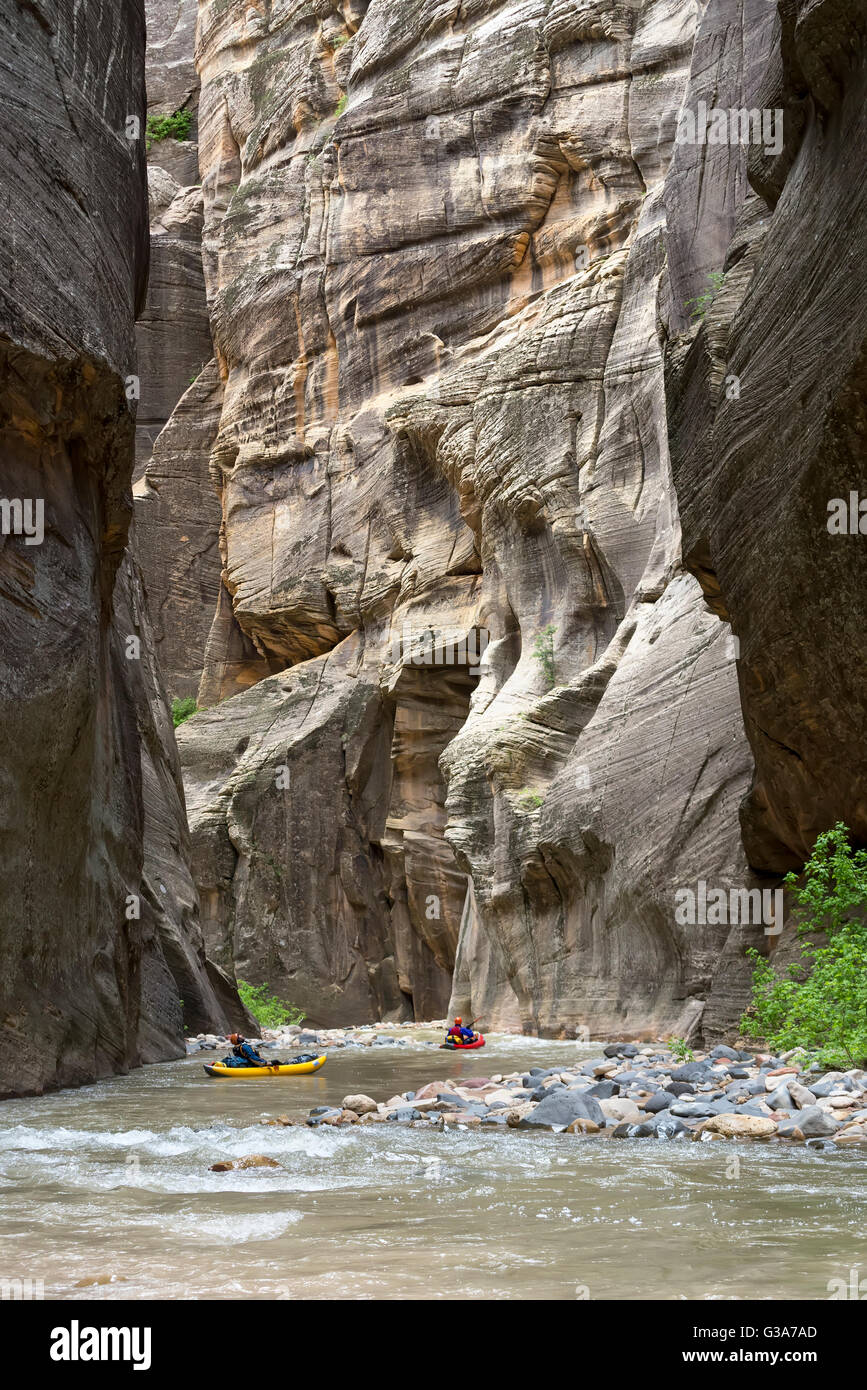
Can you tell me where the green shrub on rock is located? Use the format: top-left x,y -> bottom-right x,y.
741,823 -> 867,1068
238,980 -> 305,1029
171,696 -> 197,728
146,109 -> 193,148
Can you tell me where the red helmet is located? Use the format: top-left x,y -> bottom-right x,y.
228,1033 -> 245,1044
454,1017 -> 462,1025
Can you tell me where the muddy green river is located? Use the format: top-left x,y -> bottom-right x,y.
0,1037 -> 863,1300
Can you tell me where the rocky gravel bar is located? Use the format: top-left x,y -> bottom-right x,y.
186,1020 -> 448,1053
292,1043 -> 867,1147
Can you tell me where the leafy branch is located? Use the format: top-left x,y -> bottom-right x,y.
685,270 -> 725,322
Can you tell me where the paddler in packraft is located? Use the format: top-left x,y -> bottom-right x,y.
445,1017 -> 478,1045
227,1033 -> 272,1067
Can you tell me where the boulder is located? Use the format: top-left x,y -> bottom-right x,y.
643,1114 -> 692,1139
599,1098 -> 643,1124
766,1083 -> 792,1110
778,1107 -> 839,1140
833,1124 -> 867,1144
670,1062 -> 713,1083
585,1080 -> 619,1099
518,1090 -> 606,1132
483,1089 -> 519,1106
341,1094 -> 378,1116
210,1154 -> 281,1171
700,1115 -> 777,1138
643,1091 -> 676,1113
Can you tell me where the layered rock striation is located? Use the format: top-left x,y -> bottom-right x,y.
137,0 -> 865,1037
665,0 -> 867,876
0,0 -> 246,1097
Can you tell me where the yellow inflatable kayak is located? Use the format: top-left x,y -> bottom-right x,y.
203,1055 -> 326,1078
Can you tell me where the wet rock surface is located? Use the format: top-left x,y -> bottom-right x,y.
305,1040 -> 867,1146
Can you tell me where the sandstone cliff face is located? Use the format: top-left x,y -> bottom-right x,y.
115,549 -> 254,1051
136,0 -> 755,1035
139,0 -> 864,1037
0,0 -> 245,1098
665,0 -> 867,877
0,0 -> 150,1096
134,0 -> 221,699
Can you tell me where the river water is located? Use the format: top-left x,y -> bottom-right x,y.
0,1036 -> 863,1301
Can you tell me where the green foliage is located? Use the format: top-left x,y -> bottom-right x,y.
533,624 -> 556,688
171,696 -> 197,728
237,980 -> 305,1029
685,270 -> 725,322
334,94 -> 348,117
146,109 -> 193,148
740,823 -> 867,1068
668,1037 -> 694,1061
517,788 -> 544,811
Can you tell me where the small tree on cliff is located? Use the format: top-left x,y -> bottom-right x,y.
533,624 -> 556,689
741,823 -> 867,1068
171,696 -> 197,728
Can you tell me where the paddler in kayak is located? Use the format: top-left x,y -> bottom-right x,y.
445,1016 -> 479,1045
228,1033 -> 272,1067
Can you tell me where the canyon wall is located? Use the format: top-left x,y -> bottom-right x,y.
137,0 -> 865,1038
665,0 -> 867,875
134,0 -> 221,701
142,0 -> 757,1034
0,0 -> 245,1098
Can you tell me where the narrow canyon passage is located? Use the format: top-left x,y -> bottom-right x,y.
382,660 -> 477,1020
0,0 -> 865,1328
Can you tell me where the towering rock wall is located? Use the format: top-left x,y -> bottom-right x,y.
134,0 -> 221,701
0,0 -> 150,1095
137,0 -> 865,1038
665,0 -> 867,875
0,0 -> 245,1098
133,0 -> 754,1033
